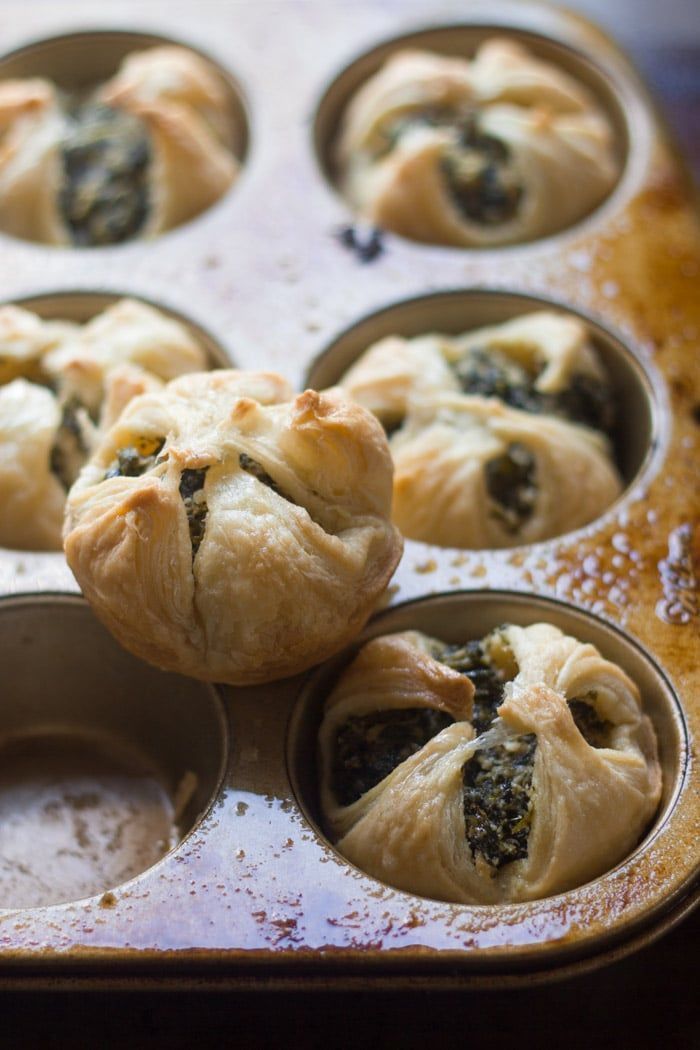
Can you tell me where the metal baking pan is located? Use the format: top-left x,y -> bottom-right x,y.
0,0 -> 697,989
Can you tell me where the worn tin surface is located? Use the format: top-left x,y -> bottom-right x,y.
0,0 -> 697,988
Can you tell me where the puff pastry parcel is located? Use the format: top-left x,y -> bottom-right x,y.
0,46 -> 238,245
64,371 -> 403,685
337,39 -> 620,247
319,624 -> 661,904
0,298 -> 207,550
338,310 -> 622,548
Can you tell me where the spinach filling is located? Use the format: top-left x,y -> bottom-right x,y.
485,442 -> 538,533
569,695 -> 613,749
179,468 -> 209,557
455,347 -> 615,434
50,398 -> 90,490
462,733 -> 537,870
374,107 -> 523,225
551,374 -> 616,435
331,707 -> 454,807
440,630 -> 537,871
329,627 -> 538,871
454,347 -> 538,412
442,116 -> 523,226
104,437 -> 165,479
102,445 -> 209,557
59,103 -> 151,246
238,452 -> 295,504
436,638 -> 512,736
337,224 -> 384,264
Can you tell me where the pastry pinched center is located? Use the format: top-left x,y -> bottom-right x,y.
441,115 -> 524,227
320,623 -> 661,901
64,375 -> 402,686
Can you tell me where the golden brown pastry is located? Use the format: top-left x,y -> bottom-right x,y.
0,298 -> 207,550
319,624 -> 661,904
337,310 -> 622,548
337,39 -> 619,247
339,333 -> 460,431
0,379 -> 67,549
63,371 -> 403,685
0,303 -> 76,385
390,393 -> 620,548
0,46 -> 238,246
42,298 -> 208,415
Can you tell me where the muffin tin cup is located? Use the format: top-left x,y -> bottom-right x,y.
0,28 -> 249,249
288,591 -> 693,973
313,20 -> 644,249
306,286 -> 664,495
0,0 -> 696,988
0,594 -> 228,911
0,288 -> 233,592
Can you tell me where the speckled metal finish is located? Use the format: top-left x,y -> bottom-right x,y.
0,0 -> 697,989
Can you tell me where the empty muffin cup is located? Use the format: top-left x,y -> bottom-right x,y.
0,594 -> 227,909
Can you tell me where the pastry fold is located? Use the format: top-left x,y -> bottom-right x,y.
0,299 -> 206,550
319,625 -> 661,904
0,46 -> 238,245
64,371 -> 403,685
99,47 -> 238,236
337,310 -> 622,548
337,40 -> 619,247
390,393 -> 621,548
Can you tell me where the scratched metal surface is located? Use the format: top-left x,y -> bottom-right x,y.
0,0 -> 697,986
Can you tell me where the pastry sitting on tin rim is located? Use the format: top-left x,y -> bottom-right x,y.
0,45 -> 238,246
64,370 -> 403,686
337,310 -> 623,549
318,624 -> 661,905
336,38 -> 620,247
0,298 -> 207,551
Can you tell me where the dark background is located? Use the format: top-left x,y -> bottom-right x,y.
0,909 -> 697,1050
550,0 -> 700,182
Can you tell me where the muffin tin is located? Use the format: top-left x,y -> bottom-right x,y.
315,22 -> 630,247
0,0 -> 697,989
0,595 -> 227,910
0,27 -> 249,247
